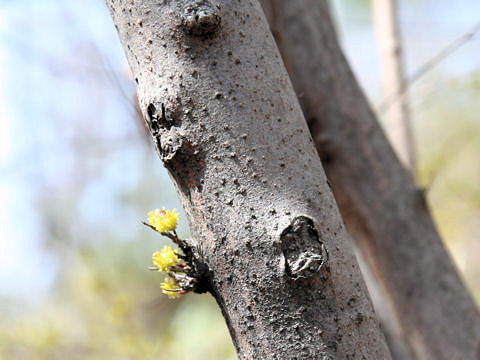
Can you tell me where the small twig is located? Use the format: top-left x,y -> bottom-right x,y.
141,221 -> 187,248
379,21 -> 480,114
171,264 -> 191,273
161,231 -> 180,243
164,288 -> 187,294
142,221 -> 158,232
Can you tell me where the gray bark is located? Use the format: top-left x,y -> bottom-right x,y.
354,244 -> 413,360
107,0 -> 391,358
260,0 -> 480,359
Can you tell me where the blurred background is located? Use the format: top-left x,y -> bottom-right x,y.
0,0 -> 478,359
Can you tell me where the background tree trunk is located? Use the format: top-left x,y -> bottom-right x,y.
372,0 -> 415,173
353,243 -> 414,360
107,0 -> 391,359
260,0 -> 480,359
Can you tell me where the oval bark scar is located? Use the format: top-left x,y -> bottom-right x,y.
280,216 -> 328,279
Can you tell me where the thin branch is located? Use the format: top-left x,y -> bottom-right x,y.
379,21 -> 480,113
373,0 -> 416,172
141,221 -> 186,248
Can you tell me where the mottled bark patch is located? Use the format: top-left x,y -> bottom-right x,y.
155,129 -> 184,161
181,1 -> 221,37
280,216 -> 328,279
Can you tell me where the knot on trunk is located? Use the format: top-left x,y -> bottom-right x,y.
280,216 -> 328,279
145,101 -> 189,162
181,1 -> 221,37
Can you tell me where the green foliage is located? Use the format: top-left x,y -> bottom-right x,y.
416,73 -> 480,301
0,239 -> 236,359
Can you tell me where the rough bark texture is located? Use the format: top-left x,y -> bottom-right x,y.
372,0 -> 415,172
261,1 -> 480,359
107,0 -> 392,358
353,244 -> 414,360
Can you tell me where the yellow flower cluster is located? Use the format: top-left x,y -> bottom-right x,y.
153,246 -> 180,272
147,208 -> 187,299
147,208 -> 180,233
161,277 -> 182,299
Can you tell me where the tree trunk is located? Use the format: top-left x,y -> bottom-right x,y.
107,0 -> 391,358
353,244 -> 413,360
261,0 -> 480,359
372,0 -> 415,172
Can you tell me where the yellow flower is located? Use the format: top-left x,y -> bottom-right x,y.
152,246 -> 180,272
161,276 -> 182,299
147,208 -> 180,232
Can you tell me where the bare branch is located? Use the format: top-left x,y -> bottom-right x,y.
379,21 -> 480,113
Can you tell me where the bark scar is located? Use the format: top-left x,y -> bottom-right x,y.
280,216 -> 328,279
146,102 -> 173,133
146,102 -> 184,162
